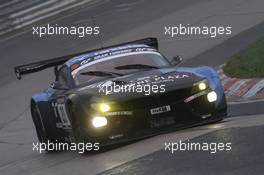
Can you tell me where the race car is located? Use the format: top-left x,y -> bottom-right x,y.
14,38 -> 227,148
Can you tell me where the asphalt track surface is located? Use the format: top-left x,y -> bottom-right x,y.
0,0 -> 264,175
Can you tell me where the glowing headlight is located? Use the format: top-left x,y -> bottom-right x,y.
193,80 -> 208,93
99,103 -> 110,112
207,91 -> 217,102
92,116 -> 107,128
198,82 -> 207,90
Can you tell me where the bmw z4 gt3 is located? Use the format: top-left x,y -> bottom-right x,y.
14,38 -> 227,149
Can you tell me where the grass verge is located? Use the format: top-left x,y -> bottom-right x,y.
223,36 -> 264,78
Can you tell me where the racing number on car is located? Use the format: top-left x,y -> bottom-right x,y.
57,103 -> 71,127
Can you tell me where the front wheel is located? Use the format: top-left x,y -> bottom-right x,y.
31,104 -> 48,143
31,101 -> 64,152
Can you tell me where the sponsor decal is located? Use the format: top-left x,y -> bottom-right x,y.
98,73 -> 190,87
106,111 -> 133,116
184,91 -> 207,103
109,134 -> 124,140
71,47 -> 158,75
71,64 -> 79,71
150,105 -> 171,115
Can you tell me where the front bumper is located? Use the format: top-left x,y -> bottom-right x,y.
81,91 -> 227,145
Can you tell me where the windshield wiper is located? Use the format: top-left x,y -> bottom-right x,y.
80,71 -> 123,77
114,64 -> 158,70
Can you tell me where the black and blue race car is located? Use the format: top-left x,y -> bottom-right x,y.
14,38 -> 227,148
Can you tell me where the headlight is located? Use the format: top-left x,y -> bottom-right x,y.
92,116 -> 107,128
192,79 -> 208,94
198,82 -> 207,90
99,103 -> 110,112
207,91 -> 217,102
91,103 -> 111,112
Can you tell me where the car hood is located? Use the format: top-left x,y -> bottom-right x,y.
69,67 -> 204,100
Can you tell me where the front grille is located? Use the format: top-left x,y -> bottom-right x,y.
98,88 -> 215,141
114,87 -> 192,110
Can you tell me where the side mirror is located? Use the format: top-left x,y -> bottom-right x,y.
50,82 -> 69,90
171,55 -> 183,66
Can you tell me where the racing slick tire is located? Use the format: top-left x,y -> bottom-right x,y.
31,100 -> 65,152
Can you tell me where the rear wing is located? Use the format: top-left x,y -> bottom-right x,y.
14,37 -> 158,80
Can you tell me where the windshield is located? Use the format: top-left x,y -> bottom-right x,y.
72,52 -> 170,85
